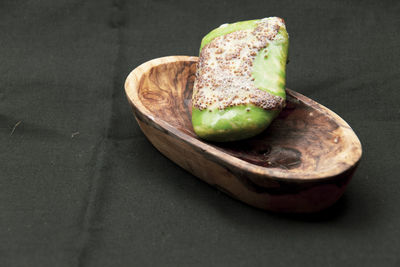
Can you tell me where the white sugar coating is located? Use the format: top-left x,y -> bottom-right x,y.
193,17 -> 286,111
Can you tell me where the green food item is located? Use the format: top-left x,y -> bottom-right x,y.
192,17 -> 289,142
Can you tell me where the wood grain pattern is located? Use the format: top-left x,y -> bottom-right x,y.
125,56 -> 362,213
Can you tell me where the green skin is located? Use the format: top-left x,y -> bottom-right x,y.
192,19 -> 289,142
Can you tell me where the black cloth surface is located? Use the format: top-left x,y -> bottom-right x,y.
1,1 -> 400,266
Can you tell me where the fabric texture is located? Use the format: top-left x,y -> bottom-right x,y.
1,0 -> 399,266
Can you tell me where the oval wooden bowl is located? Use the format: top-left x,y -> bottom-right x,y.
125,56 -> 362,213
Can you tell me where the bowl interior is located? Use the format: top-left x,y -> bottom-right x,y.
136,60 -> 356,175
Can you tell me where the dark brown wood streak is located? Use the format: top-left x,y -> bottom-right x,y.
125,56 -> 362,213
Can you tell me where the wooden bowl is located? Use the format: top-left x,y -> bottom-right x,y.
125,56 -> 362,213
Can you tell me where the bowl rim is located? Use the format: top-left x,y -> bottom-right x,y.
124,55 -> 362,182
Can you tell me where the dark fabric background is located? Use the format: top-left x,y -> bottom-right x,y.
1,0 -> 399,266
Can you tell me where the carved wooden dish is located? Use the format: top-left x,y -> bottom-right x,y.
125,56 -> 362,213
